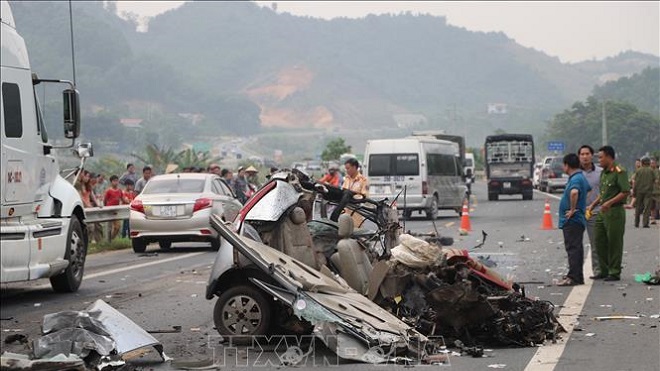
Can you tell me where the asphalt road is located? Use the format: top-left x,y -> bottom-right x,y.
1,181 -> 658,370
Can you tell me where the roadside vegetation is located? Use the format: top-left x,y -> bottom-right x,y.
88,237 -> 132,254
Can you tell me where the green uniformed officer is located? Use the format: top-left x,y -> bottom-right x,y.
587,146 -> 630,281
633,157 -> 656,228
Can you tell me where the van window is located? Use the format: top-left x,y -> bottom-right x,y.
465,158 -> 474,167
368,154 -> 419,176
2,83 -> 23,138
427,154 -> 457,176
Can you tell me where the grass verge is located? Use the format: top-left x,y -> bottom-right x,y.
88,237 -> 132,254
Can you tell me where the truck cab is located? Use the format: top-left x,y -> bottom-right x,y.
1,1 -> 88,292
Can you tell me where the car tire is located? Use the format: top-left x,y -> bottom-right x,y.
523,192 -> 533,201
50,217 -> 87,293
213,285 -> 272,340
403,209 -> 412,219
488,193 -> 498,201
159,241 -> 172,250
426,196 -> 438,220
132,238 -> 147,253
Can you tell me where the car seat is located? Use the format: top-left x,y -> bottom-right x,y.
330,214 -> 373,295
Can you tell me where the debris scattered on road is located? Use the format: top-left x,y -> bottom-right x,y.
147,325 -> 182,334
33,303 -> 41,307
3,334 -> 28,345
0,317 -> 14,321
190,327 -> 201,332
170,358 -> 219,370
488,364 -> 507,369
0,352 -> 85,371
4,300 -> 168,370
599,304 -> 613,308
585,333 -> 596,337
594,316 -> 640,321
138,252 -> 158,257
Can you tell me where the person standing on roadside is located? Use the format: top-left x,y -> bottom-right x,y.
632,157 -> 656,228
557,153 -> 590,286
233,166 -> 249,204
104,175 -> 124,240
587,146 -> 630,281
578,145 -> 602,278
134,166 -> 153,195
342,158 -> 369,197
119,163 -> 138,187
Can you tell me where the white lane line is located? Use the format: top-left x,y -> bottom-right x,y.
535,190 -> 562,201
84,252 -> 207,279
34,252 -> 207,290
524,248 -> 594,370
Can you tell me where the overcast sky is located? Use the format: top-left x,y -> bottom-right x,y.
114,1 -> 659,64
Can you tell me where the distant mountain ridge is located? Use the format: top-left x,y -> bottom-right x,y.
10,1 -> 659,138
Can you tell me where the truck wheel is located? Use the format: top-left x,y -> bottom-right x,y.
50,217 -> 87,293
426,196 -> 438,220
213,285 -> 272,340
488,193 -> 499,201
132,238 -> 147,253
158,241 -> 172,250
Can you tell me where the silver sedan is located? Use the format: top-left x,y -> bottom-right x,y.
129,173 -> 242,253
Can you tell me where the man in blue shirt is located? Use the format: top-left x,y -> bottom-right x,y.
557,153 -> 591,286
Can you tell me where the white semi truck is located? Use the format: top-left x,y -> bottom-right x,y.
1,1 -> 90,292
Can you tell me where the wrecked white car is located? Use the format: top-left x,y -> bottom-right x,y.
206,171 -> 563,362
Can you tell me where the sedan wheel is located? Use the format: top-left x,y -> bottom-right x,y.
214,285 -> 271,338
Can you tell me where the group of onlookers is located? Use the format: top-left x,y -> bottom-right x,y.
75,163 -> 153,243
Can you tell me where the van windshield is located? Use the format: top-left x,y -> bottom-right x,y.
368,154 -> 419,176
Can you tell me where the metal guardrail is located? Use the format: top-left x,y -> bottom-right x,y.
84,205 -> 129,223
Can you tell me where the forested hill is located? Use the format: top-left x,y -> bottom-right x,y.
10,1 -> 659,139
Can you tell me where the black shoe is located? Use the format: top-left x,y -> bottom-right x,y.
643,225 -> 650,228
590,274 -> 606,280
604,276 -> 620,281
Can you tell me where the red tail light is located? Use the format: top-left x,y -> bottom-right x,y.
548,173 -> 556,178
422,181 -> 428,195
130,199 -> 144,214
193,198 -> 212,212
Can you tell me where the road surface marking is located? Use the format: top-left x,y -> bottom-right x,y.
524,249 -> 594,370
84,252 -> 207,279
34,252 -> 207,290
535,190 -> 562,201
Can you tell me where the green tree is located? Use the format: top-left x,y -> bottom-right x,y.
131,143 -> 181,174
321,138 -> 351,161
177,148 -> 219,169
546,98 -> 660,168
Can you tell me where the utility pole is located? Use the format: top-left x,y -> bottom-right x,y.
601,100 -> 607,146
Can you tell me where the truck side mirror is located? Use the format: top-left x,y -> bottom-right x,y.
63,88 -> 80,139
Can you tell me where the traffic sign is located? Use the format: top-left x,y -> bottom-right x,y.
547,141 -> 565,152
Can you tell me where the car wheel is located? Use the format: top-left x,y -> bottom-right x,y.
132,238 -> 147,253
50,217 -> 87,292
403,209 -> 412,219
159,241 -> 172,250
213,285 -> 272,340
488,193 -> 498,201
426,196 -> 438,220
523,192 -> 533,201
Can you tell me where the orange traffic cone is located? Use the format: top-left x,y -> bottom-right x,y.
460,201 -> 472,232
541,199 -> 554,230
